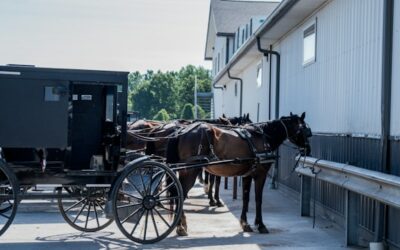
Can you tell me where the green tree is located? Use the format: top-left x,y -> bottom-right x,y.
193,105 -> 206,119
180,103 -> 194,119
176,65 -> 211,112
153,109 -> 170,121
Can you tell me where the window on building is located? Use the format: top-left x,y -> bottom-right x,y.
256,63 -> 262,88
303,20 -> 317,65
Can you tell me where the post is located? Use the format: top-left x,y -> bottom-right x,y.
233,177 -> 238,199
224,177 -> 228,189
194,75 -> 198,119
345,190 -> 360,246
300,175 -> 311,216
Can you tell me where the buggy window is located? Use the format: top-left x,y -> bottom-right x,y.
105,93 -> 114,122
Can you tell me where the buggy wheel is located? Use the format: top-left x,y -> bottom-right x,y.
57,186 -> 113,232
112,161 -> 183,244
0,160 -> 18,236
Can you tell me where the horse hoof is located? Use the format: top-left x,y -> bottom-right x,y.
258,225 -> 269,234
209,200 -> 217,207
242,224 -> 253,233
176,227 -> 188,236
216,201 -> 224,207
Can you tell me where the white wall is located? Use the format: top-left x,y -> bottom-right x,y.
390,0 -> 400,136
277,0 -> 383,135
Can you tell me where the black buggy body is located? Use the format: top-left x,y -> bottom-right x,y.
0,66 -> 183,243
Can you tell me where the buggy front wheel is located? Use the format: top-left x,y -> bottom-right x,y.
111,161 -> 183,244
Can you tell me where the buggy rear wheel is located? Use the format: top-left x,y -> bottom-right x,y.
57,186 -> 113,232
0,160 -> 18,236
111,161 -> 183,244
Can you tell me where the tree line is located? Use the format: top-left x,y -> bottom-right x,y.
128,65 -> 211,120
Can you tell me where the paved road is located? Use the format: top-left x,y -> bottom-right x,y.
0,180 -> 353,249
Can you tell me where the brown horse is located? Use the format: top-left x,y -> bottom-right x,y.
204,113 -> 253,207
126,120 -> 164,151
166,113 -> 312,236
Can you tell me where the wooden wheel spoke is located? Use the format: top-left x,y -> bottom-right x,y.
143,210 -> 149,241
153,207 -> 171,228
156,203 -> 178,215
121,207 -> 142,224
119,190 -> 143,201
157,196 -> 180,202
93,202 -> 100,228
117,203 -> 141,209
126,179 -> 145,197
139,171 -> 148,195
64,199 -> 85,213
154,182 -> 175,197
85,202 -> 91,229
73,200 -> 88,224
150,210 -> 159,238
151,171 -> 166,195
0,212 -> 10,219
130,209 -> 145,235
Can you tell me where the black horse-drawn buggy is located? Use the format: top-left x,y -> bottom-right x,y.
0,66 -> 184,244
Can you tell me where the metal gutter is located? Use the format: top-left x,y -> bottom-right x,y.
256,36 -> 281,189
211,0 -> 299,85
227,68 -> 243,116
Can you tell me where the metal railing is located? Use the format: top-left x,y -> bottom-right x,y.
295,156 -> 400,247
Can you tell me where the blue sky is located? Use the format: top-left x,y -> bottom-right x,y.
0,0 -> 211,72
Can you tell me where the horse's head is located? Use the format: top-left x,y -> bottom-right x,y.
281,112 -> 312,155
226,113 -> 253,125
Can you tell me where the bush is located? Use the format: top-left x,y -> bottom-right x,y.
193,105 -> 207,119
180,103 -> 195,119
153,109 -> 170,121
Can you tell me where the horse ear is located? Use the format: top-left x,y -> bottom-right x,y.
222,114 -> 226,118
301,112 -> 306,120
290,112 -> 293,116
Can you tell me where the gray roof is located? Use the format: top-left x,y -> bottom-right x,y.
205,0 -> 279,59
212,0 -> 279,34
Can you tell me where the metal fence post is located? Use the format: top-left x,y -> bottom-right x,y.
300,175 -> 311,216
233,177 -> 238,199
345,190 -> 360,246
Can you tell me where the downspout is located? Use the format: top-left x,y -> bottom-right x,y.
257,36 -> 281,189
227,68 -> 243,200
377,0 -> 394,243
227,68 -> 243,116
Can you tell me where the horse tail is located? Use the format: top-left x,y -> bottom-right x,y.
166,137 -> 180,164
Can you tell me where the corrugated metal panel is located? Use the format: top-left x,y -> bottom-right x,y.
276,0 -> 383,135
390,140 -> 400,176
388,207 -> 400,248
390,0 -> 400,136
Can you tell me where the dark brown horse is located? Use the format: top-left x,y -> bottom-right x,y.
166,113 -> 311,236
204,113 -> 253,207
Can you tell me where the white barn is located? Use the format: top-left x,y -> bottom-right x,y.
205,0 -> 400,248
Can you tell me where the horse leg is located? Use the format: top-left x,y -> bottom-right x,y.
240,176 -> 253,232
197,169 -> 204,184
208,174 -> 216,206
204,170 -> 209,194
175,168 -> 201,236
215,176 -> 223,207
254,172 -> 269,234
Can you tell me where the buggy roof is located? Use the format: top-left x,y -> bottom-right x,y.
0,65 -> 129,84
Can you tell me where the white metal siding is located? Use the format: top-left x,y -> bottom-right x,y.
390,0 -> 400,136
277,0 -> 383,135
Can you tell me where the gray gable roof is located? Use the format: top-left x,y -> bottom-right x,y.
212,0 -> 279,34
205,0 -> 279,59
